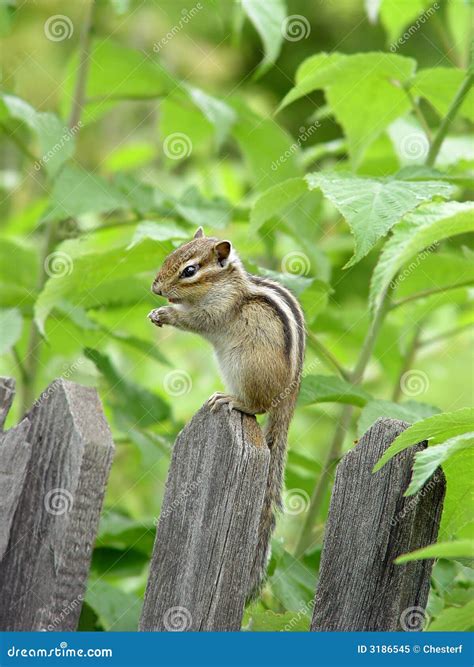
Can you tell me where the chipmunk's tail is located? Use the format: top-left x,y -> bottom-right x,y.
247,394 -> 296,600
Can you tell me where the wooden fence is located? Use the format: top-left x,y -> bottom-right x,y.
0,376 -> 445,632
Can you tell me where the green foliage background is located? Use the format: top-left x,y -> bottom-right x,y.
0,0 -> 473,632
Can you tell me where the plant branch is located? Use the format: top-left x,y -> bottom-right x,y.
390,280 -> 474,309
392,323 -> 423,402
306,331 -> 351,381
426,71 -> 474,167
12,346 -> 28,385
68,0 -> 95,129
403,85 -> 432,141
419,323 -> 473,348
0,121 -> 38,163
294,294 -> 390,556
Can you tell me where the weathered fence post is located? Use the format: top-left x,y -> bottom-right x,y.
0,377 -> 115,631
311,417 -> 445,632
140,404 -> 270,631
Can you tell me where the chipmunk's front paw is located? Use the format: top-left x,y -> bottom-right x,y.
208,392 -> 235,413
148,307 -> 173,328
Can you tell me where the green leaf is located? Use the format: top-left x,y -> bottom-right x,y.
299,374 -> 371,408
85,579 -> 141,631
370,201 -> 474,314
373,407 -> 474,472
280,52 -> 416,165
231,99 -> 301,190
241,0 -> 286,77
406,432 -> 474,496
173,187 -> 231,229
412,68 -> 474,122
306,173 -> 454,267
97,510 -> 156,555
127,221 -> 191,249
248,610 -> 310,632
440,447 -> 474,541
250,178 -> 307,230
185,85 -> 237,147
0,238 -> 39,288
395,539 -> 474,563
34,234 -> 172,335
0,308 -> 23,354
269,543 -> 316,611
46,165 -> 127,220
62,39 -> 176,124
358,399 -> 439,438
429,599 -> 474,632
0,94 -> 75,176
392,252 -> 474,305
379,0 -> 434,45
84,348 -> 170,426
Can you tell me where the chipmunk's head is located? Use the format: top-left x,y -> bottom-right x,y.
152,227 -> 239,304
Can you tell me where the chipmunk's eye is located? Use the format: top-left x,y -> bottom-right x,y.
180,264 -> 199,278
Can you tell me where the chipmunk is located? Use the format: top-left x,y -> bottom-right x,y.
149,227 -> 305,597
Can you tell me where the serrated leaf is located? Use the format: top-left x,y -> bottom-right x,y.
0,94 -> 75,177
306,172 -> 454,267
173,187 -> 231,229
370,201 -> 474,314
241,0 -> 287,77
299,374 -> 371,408
185,85 -> 237,147
440,448 -> 474,541
85,347 -> 170,425
358,399 -> 439,438
280,53 -> 416,165
428,599 -> 474,632
395,539 -> 474,563
406,432 -> 474,496
373,407 -> 474,472
269,543 -> 316,611
250,178 -> 307,230
0,308 -> 23,354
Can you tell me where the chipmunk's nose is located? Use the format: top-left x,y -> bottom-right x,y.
152,281 -> 162,296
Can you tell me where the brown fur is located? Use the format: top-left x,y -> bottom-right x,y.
149,229 -> 305,598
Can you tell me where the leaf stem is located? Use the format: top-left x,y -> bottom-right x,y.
294,294 -> 389,556
390,280 -> 474,309
392,323 -> 423,402
68,0 -> 95,129
419,323 -> 473,348
306,332 -> 351,381
426,71 -> 474,167
403,85 -> 432,141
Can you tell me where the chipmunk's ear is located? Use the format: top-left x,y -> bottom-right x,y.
193,226 -> 204,239
214,240 -> 232,264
